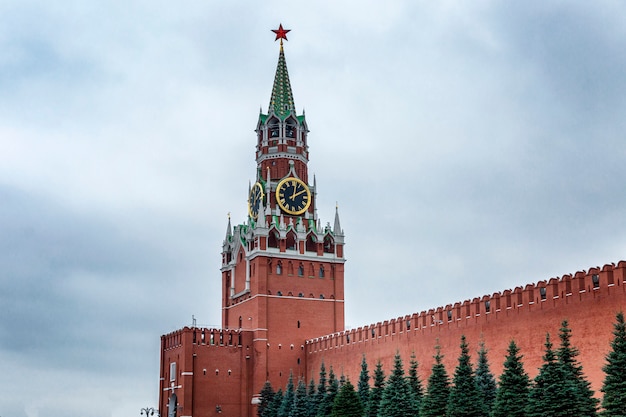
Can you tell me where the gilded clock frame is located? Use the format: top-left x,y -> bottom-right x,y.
248,182 -> 265,220
275,177 -> 311,215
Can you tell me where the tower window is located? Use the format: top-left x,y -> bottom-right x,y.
319,266 -> 325,278
447,310 -> 453,321
276,262 -> 282,275
540,287 -> 547,300
170,362 -> 176,382
277,291 -> 282,296
485,301 -> 491,313
298,264 -> 304,276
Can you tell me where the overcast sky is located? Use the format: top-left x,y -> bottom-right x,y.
2,1 -> 626,416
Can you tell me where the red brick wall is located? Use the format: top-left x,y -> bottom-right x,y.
160,328 -> 255,417
306,262 -> 626,396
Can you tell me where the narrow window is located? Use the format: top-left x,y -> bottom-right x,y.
485,301 -> 491,313
297,320 -> 301,328
319,265 -> 325,278
406,320 -> 411,330
371,328 -> 376,338
298,264 -> 304,276
276,262 -> 282,275
592,274 -> 600,289
447,310 -> 452,321
540,287 -> 547,300
170,362 -> 176,382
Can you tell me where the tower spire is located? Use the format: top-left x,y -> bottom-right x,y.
224,212 -> 232,241
333,203 -> 342,235
269,24 -> 295,120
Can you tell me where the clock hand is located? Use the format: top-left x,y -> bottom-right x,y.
292,189 -> 307,198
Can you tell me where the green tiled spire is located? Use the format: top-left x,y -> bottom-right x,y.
269,43 -> 296,120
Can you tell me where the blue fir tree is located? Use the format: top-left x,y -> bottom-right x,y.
357,355 -> 371,408
292,378 -> 309,417
258,380 -> 275,417
278,372 -> 295,417
379,351 -> 419,417
556,320 -> 598,416
366,360 -> 385,417
447,335 -> 487,417
331,379 -> 363,417
600,311 -> 626,416
492,340 -> 529,417
420,344 -> 450,417
474,340 -> 497,415
407,352 -> 424,412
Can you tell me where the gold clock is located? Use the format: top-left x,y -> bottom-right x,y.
275,177 -> 311,215
248,182 -> 264,220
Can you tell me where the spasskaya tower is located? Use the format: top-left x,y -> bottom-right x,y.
220,23 -> 346,400
160,25 -> 345,417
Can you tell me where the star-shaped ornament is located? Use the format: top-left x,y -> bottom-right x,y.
272,24 -> 290,41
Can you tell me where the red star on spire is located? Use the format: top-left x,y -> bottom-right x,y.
272,24 -> 290,42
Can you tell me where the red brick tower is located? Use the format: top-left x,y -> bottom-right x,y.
220,25 -> 345,402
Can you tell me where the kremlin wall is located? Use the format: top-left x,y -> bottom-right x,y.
305,261 -> 626,392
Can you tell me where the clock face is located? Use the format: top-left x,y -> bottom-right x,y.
248,182 -> 264,220
276,177 -> 311,215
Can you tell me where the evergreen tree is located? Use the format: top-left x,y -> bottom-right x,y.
474,340 -> 497,415
339,373 -> 346,387
331,379 -> 364,417
527,333 -> 574,417
357,355 -> 371,409
492,340 -> 529,417
407,352 -> 424,411
258,380 -> 275,417
366,360 -> 385,417
265,389 -> 283,417
307,378 -> 318,417
601,311 -> 626,416
315,362 -> 327,416
279,372 -> 295,417
318,366 -> 338,417
379,351 -> 419,417
556,320 -> 598,416
292,378 -> 309,417
327,367 -> 339,412
420,344 -> 450,417
447,335 -> 486,417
